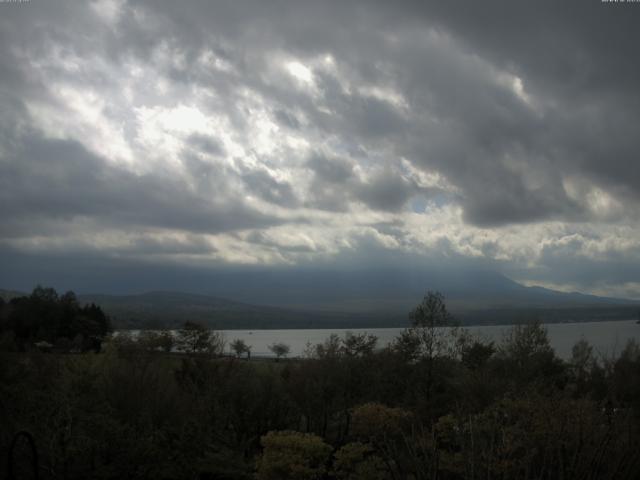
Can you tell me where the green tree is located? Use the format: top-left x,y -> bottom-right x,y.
342,332 -> 378,357
332,442 -> 387,480
157,329 -> 174,353
136,329 -> 174,353
350,403 -> 413,478
137,330 -> 162,352
176,321 -> 224,355
501,321 -> 553,361
394,291 -> 460,408
392,328 -> 422,361
313,333 -> 342,359
230,338 -> 251,359
256,430 -> 332,480
269,342 -> 290,361
2,286 -> 110,351
498,321 -> 563,385
461,340 -> 495,370
31,285 -> 59,303
408,291 -> 457,359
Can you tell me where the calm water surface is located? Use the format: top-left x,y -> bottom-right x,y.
218,319 -> 640,359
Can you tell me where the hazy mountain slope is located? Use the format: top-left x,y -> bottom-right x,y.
3,268 -> 638,329
191,268 -> 635,313
80,268 -> 639,328
77,291 -> 383,329
0,289 -> 25,302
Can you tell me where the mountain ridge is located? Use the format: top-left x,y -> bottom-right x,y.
2,269 -> 638,329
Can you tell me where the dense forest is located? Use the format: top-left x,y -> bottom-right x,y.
0,286 -> 111,353
2,288 -> 640,479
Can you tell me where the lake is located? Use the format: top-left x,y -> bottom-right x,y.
217,320 -> 640,359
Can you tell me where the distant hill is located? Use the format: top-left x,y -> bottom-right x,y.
2,268 -> 638,329
78,285 -> 640,329
0,289 -> 24,302
183,268 -> 637,313
76,291 -> 387,330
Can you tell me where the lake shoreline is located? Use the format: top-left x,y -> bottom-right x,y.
121,319 -> 640,360
117,316 -> 639,331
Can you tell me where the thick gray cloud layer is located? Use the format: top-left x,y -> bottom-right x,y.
1,0 -> 639,297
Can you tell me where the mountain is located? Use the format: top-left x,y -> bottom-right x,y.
73,268 -> 640,328
188,267 -> 636,313
2,268 -> 638,329
0,289 -> 24,302
76,291 -> 383,330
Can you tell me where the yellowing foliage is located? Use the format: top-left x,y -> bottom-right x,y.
256,430 -> 332,480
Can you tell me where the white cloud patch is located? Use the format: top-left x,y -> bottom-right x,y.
286,61 -> 313,84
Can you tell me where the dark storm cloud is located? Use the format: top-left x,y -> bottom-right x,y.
304,153 -> 354,212
186,134 -> 225,156
1,0 -> 640,297
391,0 -> 640,222
354,171 -> 419,213
307,154 -> 354,185
0,134 -> 281,236
273,109 -> 301,130
245,231 -> 315,254
305,153 -> 428,212
118,0 -> 639,225
507,239 -> 640,296
240,169 -> 299,207
410,0 -> 640,97
460,167 -> 585,227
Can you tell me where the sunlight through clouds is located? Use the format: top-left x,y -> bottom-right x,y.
1,0 -> 640,299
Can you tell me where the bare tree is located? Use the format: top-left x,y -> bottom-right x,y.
393,291 -> 459,405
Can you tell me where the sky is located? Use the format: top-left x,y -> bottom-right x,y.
1,0 -> 640,298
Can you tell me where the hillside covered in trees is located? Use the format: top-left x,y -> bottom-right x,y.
4,284 -> 638,331
0,286 -> 112,352
2,290 -> 640,479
